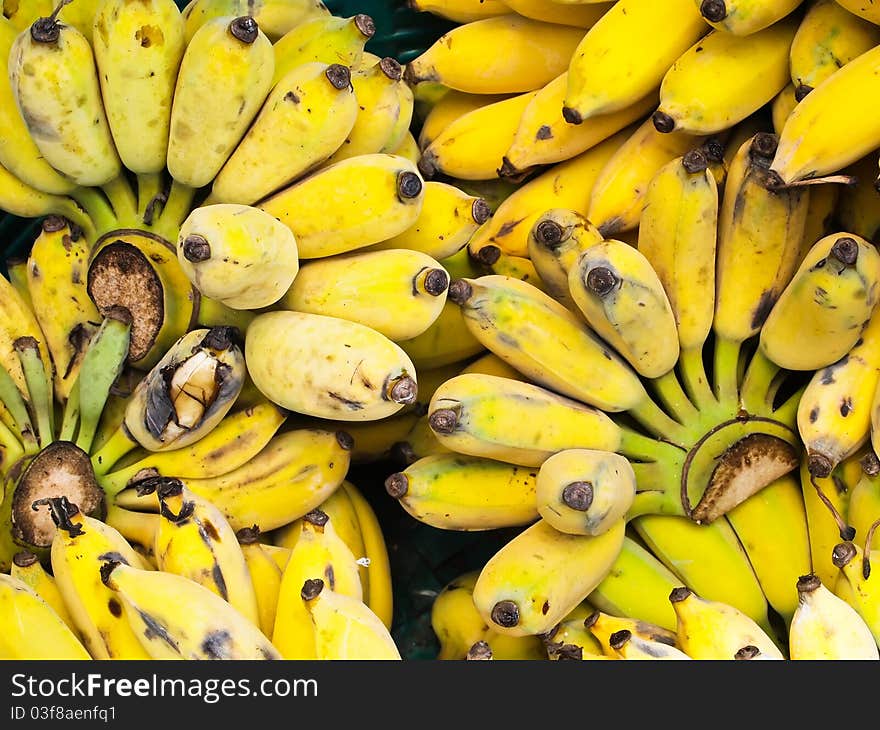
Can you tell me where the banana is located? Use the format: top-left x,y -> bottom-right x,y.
502,0 -> 614,26
789,0 -> 880,98
0,165 -> 91,235
119,327 -> 245,456
652,20 -> 797,136
542,604 -> 608,660
99,558 -> 280,659
323,58 -> 412,166
397,303 -> 485,370
272,13 -> 374,86
426,373 -> 622,467
770,42 -> 880,184
9,549 -> 75,632
209,62 -> 358,206
836,151 -> 880,244
245,310 -> 418,422
725,473 -> 812,626
166,15 -> 274,189
472,517 -> 626,637
609,628 -> 692,660
0,17 -> 75,194
431,570 -> 546,660
0,572 -> 90,659
181,0 -> 330,42
759,232 -> 880,371
409,0 -> 509,23
36,496 -> 151,659
392,411 -> 452,464
695,0 -> 803,36
802,180 -> 840,250
771,82 -> 799,135
832,539 -> 880,645
789,573 -> 879,658
277,248 -> 449,342
418,90 -> 539,180
447,275 -> 648,412
177,203 -> 299,310
568,238 -> 680,379
562,0 -> 709,124
299,577 -> 401,660
833,0 -> 880,24
404,14 -> 587,94
384,453 -> 539,530
458,352 -> 526,380
502,72 -> 655,174
526,208 -> 603,310
25,215 -> 100,401
258,153 -> 425,259
103,504 -> 159,563
417,90 -> 513,151
669,587 -> 785,659
271,509 -> 363,659
370,181 -> 490,261
733,645 -> 784,660
2,0 -> 52,32
321,412 -> 420,465
467,127 -> 627,259
586,116 -> 704,237
847,455 -> 880,541
632,515 -> 775,634
797,305 -> 880,478
91,0 -> 185,175
119,427 -> 352,533
584,610 -> 679,657
536,448 -> 635,536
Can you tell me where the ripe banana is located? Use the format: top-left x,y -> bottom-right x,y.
837,152 -> 880,244
9,549 -> 75,632
562,0 -> 709,124
501,0 -> 613,27
695,0 -> 803,36
210,62 -> 358,206
277,248 -> 449,342
166,15 -> 274,189
832,539 -> 880,645
409,0 -> 509,23
234,527 -> 282,646
771,83 -> 799,135
181,0 -> 330,43
833,0 -> 880,24
258,153 -> 425,259
417,89 -> 513,151
585,610 -> 679,657
609,628 -> 692,660
472,517 -> 626,637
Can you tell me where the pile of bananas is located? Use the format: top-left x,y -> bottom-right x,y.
2,0 -> 880,661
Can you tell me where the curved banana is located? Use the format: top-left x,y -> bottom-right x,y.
426,373 -> 622,467
235,526 -> 283,638
181,0 -> 330,42
832,539 -> 880,645
277,248 -> 449,342
409,0 -> 508,23
695,0 -> 803,36
166,15 -> 274,189
759,232 -> 880,371
585,610 -> 679,658
609,628 -> 692,660
246,310 -> 418,422
833,0 -> 880,24
771,82 -> 799,136
847,458 -> 880,541
562,0 -> 708,124
417,89 -> 513,152
258,153 -> 425,259
210,62 -> 357,206
404,14 -> 586,94
384,452 -> 539,530
471,517 -> 626,637
501,0 -> 613,27
9,549 -> 75,632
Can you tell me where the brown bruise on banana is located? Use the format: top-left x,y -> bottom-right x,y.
12,441 -> 104,548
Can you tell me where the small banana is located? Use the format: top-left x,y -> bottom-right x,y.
837,152 -> 880,244
277,248 -> 448,342
417,89 -> 513,152
234,527 -> 282,647
759,233 -> 880,371
9,549 -> 75,632
833,0 -> 880,25
472,517 -> 626,637
181,0 -> 330,43
177,203 -> 299,310
771,83 -> 799,136
832,539 -> 880,645
609,629 -> 692,660
500,0 -> 613,27
384,453 -> 539,530
585,610 -> 679,657
695,0 -> 803,36
408,0 -> 509,23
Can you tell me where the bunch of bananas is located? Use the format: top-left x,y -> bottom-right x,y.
2,0 -> 880,662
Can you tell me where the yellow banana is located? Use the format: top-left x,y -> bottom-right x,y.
404,14 -> 587,94
91,0 -> 185,175
210,62 -> 358,206
790,0 -> 880,98
562,0 -> 709,124
695,0 -> 803,36
277,248 -> 449,342
384,453 -> 539,530
8,6 -> 121,187
417,89 -> 513,151
669,586 -> 785,659
2,0 -> 52,32
568,238 -> 680,378
771,82 -> 799,135
426,373 -> 622,467
0,572 -> 90,659
586,116 -> 704,237
585,610 -> 679,658
237,527 -> 284,638
832,539 -> 880,645
502,71 -> 655,174
801,179 -> 840,250
100,558 -> 280,659
543,604 -> 609,660
770,42 -> 880,184
371,180 -> 491,261
9,548 -> 75,632
759,232 -> 880,371
176,203 -> 299,310
245,310 -> 418,421
652,20 -> 797,135
181,0 -> 330,42
472,517 -> 626,637
166,15 -> 274,189
609,628 -> 692,660
502,0 -> 614,26
458,352 -> 526,380
386,128 -> 420,164
833,0 -> 880,24
258,153 -> 425,259
409,0 -> 509,23
847,456 -> 880,541
789,572 -> 879,658
392,411 -> 452,464
836,151 -> 880,244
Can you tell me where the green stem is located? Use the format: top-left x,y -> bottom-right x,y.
0,367 -> 38,455
69,187 -> 117,237
136,172 -> 164,227
617,424 -> 684,462
101,175 -> 138,224
647,369 -> 699,426
678,345 -> 717,413
713,336 -> 742,411
91,424 -> 138,479
627,488 -> 682,520
58,380 -> 80,443
626,393 -> 690,447
0,417 -> 24,479
54,198 -> 97,242
155,179 -> 196,239
739,347 -> 782,415
15,340 -> 54,449
769,382 -> 806,428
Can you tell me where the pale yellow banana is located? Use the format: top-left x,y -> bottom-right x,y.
696,0 -> 803,36
181,0 -> 330,42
